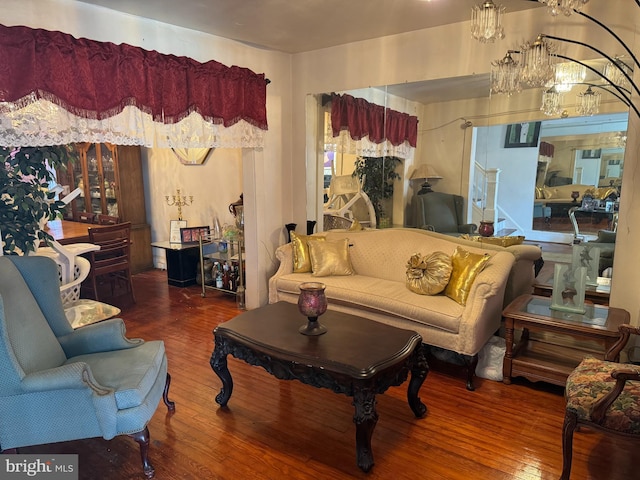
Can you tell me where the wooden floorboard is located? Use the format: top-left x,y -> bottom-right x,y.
18,268 -> 640,480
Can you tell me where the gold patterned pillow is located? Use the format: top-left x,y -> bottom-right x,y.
308,238 -> 354,277
406,252 -> 453,295
290,231 -> 325,273
445,246 -> 490,306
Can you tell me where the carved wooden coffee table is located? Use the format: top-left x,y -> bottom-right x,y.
210,301 -> 428,472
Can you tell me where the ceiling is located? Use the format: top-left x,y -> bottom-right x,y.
76,0 -> 541,54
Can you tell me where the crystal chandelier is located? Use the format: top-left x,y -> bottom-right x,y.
538,0 -> 590,16
576,86 -> 601,116
491,51 -> 521,95
603,56 -> 631,90
520,35 -> 556,87
471,0 -> 505,43
553,62 -> 586,92
541,86 -> 564,116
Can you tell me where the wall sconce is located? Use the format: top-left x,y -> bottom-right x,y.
410,165 -> 443,194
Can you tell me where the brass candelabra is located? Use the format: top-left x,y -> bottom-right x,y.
165,189 -> 193,220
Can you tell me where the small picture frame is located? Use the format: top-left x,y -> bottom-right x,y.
504,122 -> 541,148
169,220 -> 187,243
180,226 -> 210,244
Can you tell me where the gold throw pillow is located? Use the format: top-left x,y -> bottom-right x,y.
290,231 -> 325,273
445,246 -> 490,306
460,234 -> 525,247
406,251 -> 453,295
308,238 -> 354,277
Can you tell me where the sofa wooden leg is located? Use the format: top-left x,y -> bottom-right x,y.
130,427 -> 155,478
163,372 -> 176,412
463,354 -> 478,391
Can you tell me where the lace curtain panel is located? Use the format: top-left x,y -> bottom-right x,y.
0,24 -> 268,148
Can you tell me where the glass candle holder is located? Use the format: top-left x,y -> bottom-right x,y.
297,282 -> 328,335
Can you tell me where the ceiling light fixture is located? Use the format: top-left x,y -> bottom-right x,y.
541,86 -> 564,116
603,56 -> 632,90
471,0 -> 505,43
576,86 -> 601,116
553,62 -> 587,92
519,35 -> 556,87
538,0 -> 590,16
490,51 -> 521,95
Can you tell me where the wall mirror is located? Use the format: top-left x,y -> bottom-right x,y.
307,56 -> 630,283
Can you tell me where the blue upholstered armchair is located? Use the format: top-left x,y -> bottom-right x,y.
0,256 -> 174,478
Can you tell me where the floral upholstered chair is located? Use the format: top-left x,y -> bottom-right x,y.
561,324 -> 640,480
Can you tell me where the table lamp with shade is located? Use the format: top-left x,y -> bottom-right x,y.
410,165 -> 443,194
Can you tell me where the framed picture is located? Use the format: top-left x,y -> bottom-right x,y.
180,226 -> 210,244
169,220 -> 187,243
504,122 -> 541,148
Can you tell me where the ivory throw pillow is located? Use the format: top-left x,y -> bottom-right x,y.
406,251 -> 453,295
290,231 -> 325,273
445,246 -> 490,306
308,238 -> 354,277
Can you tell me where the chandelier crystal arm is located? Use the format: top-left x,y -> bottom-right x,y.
541,34 -> 640,97
573,83 -> 631,108
575,10 -> 640,69
555,54 -> 632,96
553,53 -> 639,117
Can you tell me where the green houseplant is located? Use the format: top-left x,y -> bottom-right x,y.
1,146 -> 75,255
352,156 -> 402,226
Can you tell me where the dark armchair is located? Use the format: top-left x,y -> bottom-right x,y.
414,192 -> 477,235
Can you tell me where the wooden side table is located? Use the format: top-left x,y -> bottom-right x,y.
502,294 -> 629,386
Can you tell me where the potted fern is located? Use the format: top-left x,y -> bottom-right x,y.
1,146 -> 75,255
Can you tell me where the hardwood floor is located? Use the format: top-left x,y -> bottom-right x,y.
20,269 -> 639,480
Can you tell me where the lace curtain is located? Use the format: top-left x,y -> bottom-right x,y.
0,24 -> 268,148
328,93 -> 418,157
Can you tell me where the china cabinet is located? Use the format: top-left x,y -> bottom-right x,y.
56,143 -> 153,273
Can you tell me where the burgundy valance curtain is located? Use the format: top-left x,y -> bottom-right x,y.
330,93 -> 418,148
0,23 -> 268,147
539,141 -> 555,157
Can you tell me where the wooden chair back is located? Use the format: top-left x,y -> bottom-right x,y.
85,222 -> 135,303
96,214 -> 120,225
75,211 -> 96,223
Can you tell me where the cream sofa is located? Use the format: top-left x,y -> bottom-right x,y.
268,228 -> 542,389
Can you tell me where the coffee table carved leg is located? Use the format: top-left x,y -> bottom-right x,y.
408,346 -> 428,417
352,385 -> 378,472
210,335 -> 233,407
503,320 -> 514,384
